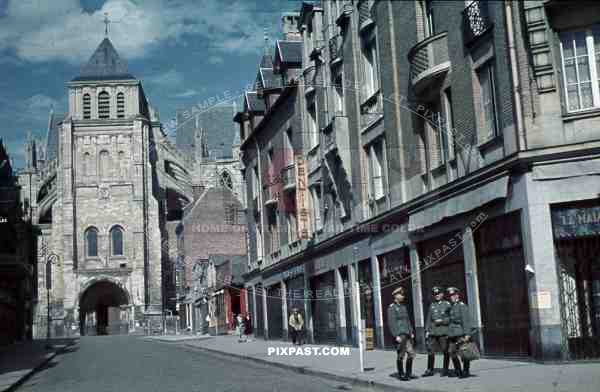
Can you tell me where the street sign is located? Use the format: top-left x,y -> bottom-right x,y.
365,328 -> 374,351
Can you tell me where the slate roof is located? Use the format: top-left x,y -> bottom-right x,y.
45,111 -> 64,162
245,92 -> 265,113
276,40 -> 303,65
72,38 -> 135,82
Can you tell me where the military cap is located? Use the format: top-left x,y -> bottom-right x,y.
432,286 -> 443,295
392,286 -> 405,296
446,287 -> 460,295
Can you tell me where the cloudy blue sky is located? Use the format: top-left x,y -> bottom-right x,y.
0,0 -> 300,169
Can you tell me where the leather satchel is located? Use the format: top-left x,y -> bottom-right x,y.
458,341 -> 481,361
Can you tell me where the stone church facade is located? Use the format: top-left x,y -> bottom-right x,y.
20,37 -> 192,337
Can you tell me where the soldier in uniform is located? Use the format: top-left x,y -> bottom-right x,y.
386,286 -> 417,381
446,287 -> 476,378
422,286 -> 451,377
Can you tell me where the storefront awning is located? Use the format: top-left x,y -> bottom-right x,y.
408,175 -> 509,232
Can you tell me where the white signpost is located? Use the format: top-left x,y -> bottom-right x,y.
354,281 -> 364,373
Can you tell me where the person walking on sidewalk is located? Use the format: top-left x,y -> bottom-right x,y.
236,313 -> 246,342
288,308 -> 304,345
422,286 -> 451,377
387,286 -> 417,381
446,287 -> 476,378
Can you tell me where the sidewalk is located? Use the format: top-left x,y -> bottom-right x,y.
182,335 -> 600,392
0,339 -> 76,392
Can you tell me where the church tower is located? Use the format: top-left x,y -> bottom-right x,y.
39,34 -> 164,337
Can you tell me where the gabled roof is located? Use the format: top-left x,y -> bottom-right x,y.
72,38 -> 135,82
275,40 -> 303,66
45,111 -> 64,162
245,91 -> 265,113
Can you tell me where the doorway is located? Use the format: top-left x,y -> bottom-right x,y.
79,280 -> 129,336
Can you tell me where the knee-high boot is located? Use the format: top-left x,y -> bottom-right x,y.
459,359 -> 470,378
396,358 -> 404,380
450,357 -> 462,378
404,357 -> 417,380
441,353 -> 450,376
422,355 -> 435,377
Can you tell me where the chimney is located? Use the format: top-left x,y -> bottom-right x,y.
281,12 -> 301,41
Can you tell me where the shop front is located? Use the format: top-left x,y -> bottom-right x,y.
357,258 -> 377,348
255,284 -> 265,338
266,282 -> 283,339
310,271 -> 338,344
379,247 -> 413,349
284,266 -> 305,314
552,201 -> 600,359
475,212 -> 530,357
418,231 -> 467,306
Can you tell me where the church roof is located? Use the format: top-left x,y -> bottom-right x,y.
72,38 -> 135,82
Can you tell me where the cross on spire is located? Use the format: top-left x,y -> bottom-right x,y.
103,12 -> 110,36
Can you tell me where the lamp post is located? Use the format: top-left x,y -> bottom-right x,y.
45,253 -> 58,349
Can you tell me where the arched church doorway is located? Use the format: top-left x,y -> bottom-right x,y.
79,280 -> 129,336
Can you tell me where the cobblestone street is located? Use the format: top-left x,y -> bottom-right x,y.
15,336 -> 374,392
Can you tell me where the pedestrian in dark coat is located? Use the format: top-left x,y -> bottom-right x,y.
244,313 -> 252,336
386,286 -> 417,381
423,286 -> 451,377
446,287 -> 476,378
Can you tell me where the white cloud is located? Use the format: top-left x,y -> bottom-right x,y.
171,89 -> 200,98
0,0 -> 272,64
26,94 -> 59,111
207,55 -> 224,65
147,69 -> 185,88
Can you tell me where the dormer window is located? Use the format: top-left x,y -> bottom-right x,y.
98,91 -> 110,119
83,94 -> 91,119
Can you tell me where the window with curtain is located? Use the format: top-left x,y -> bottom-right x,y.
110,226 -> 124,256
307,102 -> 318,150
117,92 -> 125,118
369,141 -> 385,200
560,26 -> 600,112
362,37 -> 379,98
476,63 -> 498,143
83,94 -> 91,119
98,91 -> 110,119
85,227 -> 98,257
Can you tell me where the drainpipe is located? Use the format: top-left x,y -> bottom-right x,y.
505,1 -> 527,151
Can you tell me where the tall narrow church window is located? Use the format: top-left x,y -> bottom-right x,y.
83,94 -> 91,119
99,150 -> 110,179
82,152 -> 91,177
118,151 -> 127,178
85,227 -> 98,257
98,91 -> 110,119
110,226 -> 124,256
117,92 -> 125,118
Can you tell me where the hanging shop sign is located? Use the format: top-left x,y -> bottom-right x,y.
295,155 -> 312,240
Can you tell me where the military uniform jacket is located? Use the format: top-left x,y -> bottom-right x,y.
387,302 -> 414,337
448,301 -> 476,337
425,300 -> 451,336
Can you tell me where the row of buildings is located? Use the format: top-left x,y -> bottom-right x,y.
234,0 -> 600,361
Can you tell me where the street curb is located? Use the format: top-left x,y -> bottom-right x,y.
182,343 -> 442,392
1,343 -> 73,392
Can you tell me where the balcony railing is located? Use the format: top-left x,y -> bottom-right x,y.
328,34 -> 343,63
407,32 -> 450,94
281,164 -> 296,190
462,0 -> 493,46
